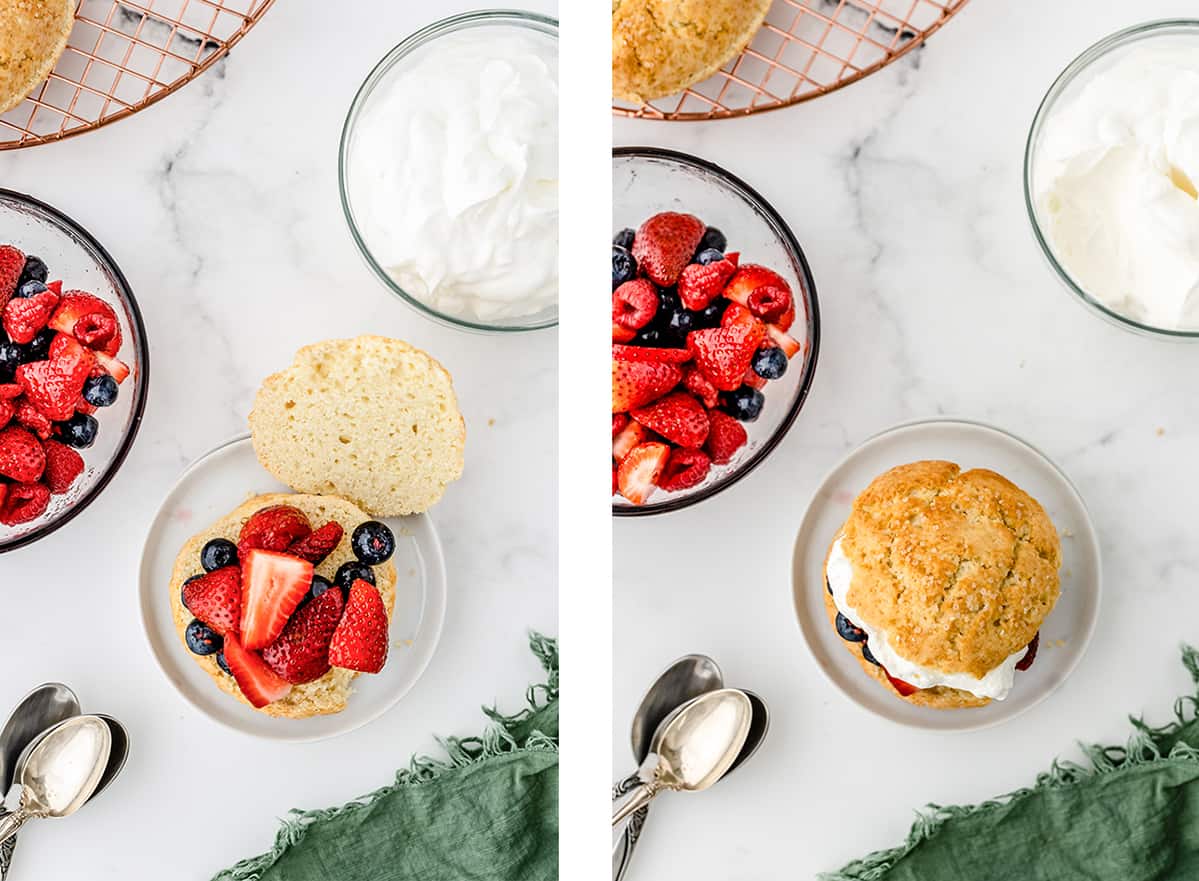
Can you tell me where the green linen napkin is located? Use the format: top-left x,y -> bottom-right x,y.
214,634 -> 558,881
824,645 -> 1199,881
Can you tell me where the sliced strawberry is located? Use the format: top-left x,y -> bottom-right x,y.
613,413 -> 628,438
0,426 -> 44,483
613,279 -> 658,331
222,633 -> 292,708
0,246 -> 25,309
286,521 -> 344,566
724,264 -> 791,308
0,385 -> 20,399
182,566 -> 242,635
238,505 -> 312,560
0,483 -> 6,513
612,344 -> 691,364
239,549 -> 314,650
632,213 -> 705,287
612,461 -> 618,495
687,320 -> 766,391
678,258 -> 736,310
747,285 -> 792,324
1016,631 -> 1040,672
742,366 -> 766,391
13,400 -> 51,439
328,579 -> 389,673
48,292 -> 118,342
886,672 -> 920,697
262,587 -> 344,684
616,441 -> 670,505
612,359 -> 682,413
659,447 -> 711,491
612,419 -> 650,461
0,481 -> 48,525
2,291 -> 59,344
630,392 -> 709,448
612,321 -> 637,343
15,334 -> 93,421
0,398 -> 12,429
45,280 -> 62,296
705,410 -> 748,464
766,324 -> 801,359
683,366 -> 719,409
721,302 -> 761,330
41,439 -> 83,493
92,351 -> 130,384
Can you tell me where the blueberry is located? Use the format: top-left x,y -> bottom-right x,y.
82,374 -> 118,408
334,560 -> 375,593
693,297 -> 728,329
826,577 -> 833,596
612,246 -> 637,290
0,343 -> 19,382
722,386 -> 765,422
633,327 -> 664,347
835,612 -> 867,643
185,619 -> 223,656
18,256 -> 47,286
352,520 -> 395,565
216,652 -> 231,675
752,345 -> 788,380
861,642 -> 881,667
699,227 -> 727,253
20,329 -> 52,363
13,279 -> 46,299
665,308 -> 693,340
613,228 -> 635,250
59,413 -> 98,448
200,538 -> 238,572
182,573 -> 203,610
694,248 -> 725,266
308,574 -> 334,602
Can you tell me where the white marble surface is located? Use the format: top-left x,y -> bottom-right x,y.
0,1 -> 556,878
615,1 -> 1199,878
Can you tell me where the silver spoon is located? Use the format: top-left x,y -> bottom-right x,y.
0,684 -> 80,794
10,714 -> 128,806
612,689 -> 752,827
0,716 -> 111,846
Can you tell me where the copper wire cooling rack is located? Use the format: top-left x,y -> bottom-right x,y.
614,0 -> 968,121
0,0 -> 275,149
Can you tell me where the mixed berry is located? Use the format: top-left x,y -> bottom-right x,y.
612,212 -> 803,506
179,504 -> 395,708
0,244 -> 131,526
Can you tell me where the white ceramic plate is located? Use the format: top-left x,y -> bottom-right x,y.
138,434 -> 447,741
791,418 -> 1101,733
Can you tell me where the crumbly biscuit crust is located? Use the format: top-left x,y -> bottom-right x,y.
0,0 -> 75,114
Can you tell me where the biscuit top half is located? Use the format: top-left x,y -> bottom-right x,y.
839,460 -> 1061,678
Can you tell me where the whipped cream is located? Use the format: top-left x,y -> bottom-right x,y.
347,27 -> 558,323
827,537 -> 1024,700
1033,43 -> 1199,329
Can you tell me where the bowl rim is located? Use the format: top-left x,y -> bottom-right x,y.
0,188 -> 150,553
337,9 -> 560,334
611,146 -> 821,517
1023,18 -> 1199,340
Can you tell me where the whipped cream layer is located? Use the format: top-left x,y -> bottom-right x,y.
348,27 -> 558,322
1033,43 -> 1199,329
827,537 -> 1024,700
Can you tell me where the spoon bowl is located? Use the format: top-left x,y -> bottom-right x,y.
630,655 -> 723,765
0,684 -> 80,794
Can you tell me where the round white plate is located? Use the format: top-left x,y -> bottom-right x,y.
791,418 -> 1101,733
138,434 -> 447,741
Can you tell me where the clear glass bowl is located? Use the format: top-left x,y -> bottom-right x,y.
0,189 -> 149,552
339,10 -> 559,333
612,148 -> 821,517
1024,19 -> 1199,340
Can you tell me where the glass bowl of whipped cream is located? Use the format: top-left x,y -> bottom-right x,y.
1025,20 -> 1199,339
340,10 -> 558,333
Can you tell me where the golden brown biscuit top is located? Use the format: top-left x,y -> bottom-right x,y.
840,460 -> 1061,678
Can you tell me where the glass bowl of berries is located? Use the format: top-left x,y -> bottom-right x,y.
0,189 -> 149,552
612,148 -> 820,515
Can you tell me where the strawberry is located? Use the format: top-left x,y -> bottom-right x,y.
747,285 -> 792,324
687,320 -> 766,391
612,419 -> 650,461
678,257 -> 736,310
886,672 -> 920,697
630,392 -> 709,448
239,549 -> 314,650
15,335 -> 93,422
182,566 -> 242,635
612,322 -> 636,343
238,505 -> 312,560
328,579 -> 389,673
612,279 -> 658,331
659,447 -> 711,491
611,344 -> 691,364
742,366 -> 766,391
616,441 -> 670,506
2,291 -> 59,344
262,587 -> 344,684
222,633 -> 292,708
14,399 -> 52,438
45,280 -> 62,296
41,439 -> 82,493
286,521 -> 344,566
0,385 -> 20,399
766,324 -> 801,359
612,359 -> 682,413
0,426 -> 44,482
721,302 -> 761,331
612,461 -> 618,495
1016,631 -> 1040,672
0,483 -> 6,512
683,367 -> 719,409
0,481 -> 49,525
48,292 -> 119,345
73,312 -> 120,355
613,413 -> 628,438
632,213 -> 705,287
0,398 -> 12,430
705,410 -> 748,464
724,264 -> 791,308
92,351 -> 130,383
0,246 -> 24,309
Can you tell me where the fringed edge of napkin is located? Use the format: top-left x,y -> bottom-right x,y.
821,644 -> 1199,881
212,632 -> 559,881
